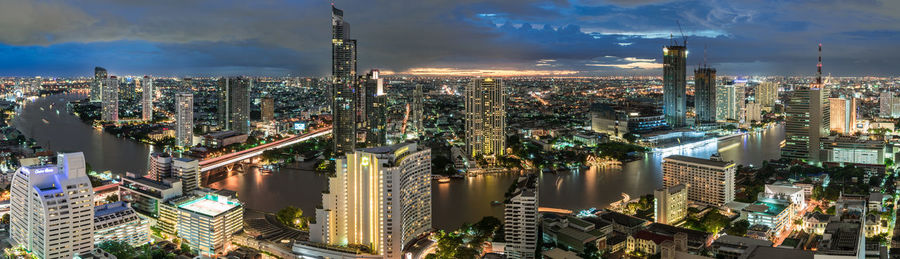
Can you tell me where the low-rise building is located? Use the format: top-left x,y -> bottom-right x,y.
709,235 -> 773,259
626,230 -> 672,255
742,197 -> 793,241
201,131 -> 249,148
175,193 -> 243,257
803,211 -> 831,235
93,202 -> 150,246
654,184 -> 688,225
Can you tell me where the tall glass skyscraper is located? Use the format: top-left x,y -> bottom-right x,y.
216,77 -> 251,134
141,76 -> 153,121
91,66 -> 107,102
176,93 -> 194,147
360,70 -> 386,147
663,45 -> 687,127
694,66 -> 716,124
332,5 -> 358,155
465,78 -> 506,159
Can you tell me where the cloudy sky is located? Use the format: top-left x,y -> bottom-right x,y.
0,0 -> 898,77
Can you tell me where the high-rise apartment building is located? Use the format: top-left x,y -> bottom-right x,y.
662,155 -> 735,207
141,76 -> 153,121
654,184 -> 688,225
504,174 -> 539,259
93,201 -> 150,247
878,92 -> 900,118
694,66 -> 716,124
11,152 -> 95,259
465,78 -> 506,159
783,87 -> 830,162
92,67 -> 107,102
176,93 -> 194,147
260,96 -> 274,123
715,80 -> 745,122
746,101 -> 762,122
101,77 -> 119,122
173,158 -> 200,194
757,82 -> 777,112
309,142 -> 431,258
663,44 -> 687,127
332,5 -> 358,156
410,84 -> 425,138
359,70 -> 387,147
829,97 -> 856,135
217,77 -> 251,134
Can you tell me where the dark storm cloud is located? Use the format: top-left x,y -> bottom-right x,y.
0,0 -> 898,76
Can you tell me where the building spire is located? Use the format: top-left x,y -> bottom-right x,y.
817,43 -> 823,87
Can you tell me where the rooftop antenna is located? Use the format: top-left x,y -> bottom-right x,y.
677,20 -> 687,46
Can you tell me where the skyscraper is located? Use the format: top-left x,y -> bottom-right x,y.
360,69 -> 386,147
101,76 -> 119,122
309,142 -> 431,258
757,82 -> 777,112
217,77 -> 251,134
694,66 -> 716,124
663,44 -> 687,127
11,152 -> 95,259
505,174 -> 539,259
260,96 -> 274,123
410,84 -> 425,138
176,93 -> 194,147
783,45 -> 830,163
829,97 -> 856,135
465,78 -> 506,159
332,5 -> 358,155
91,67 -> 107,102
715,79 -> 745,122
141,76 -> 153,121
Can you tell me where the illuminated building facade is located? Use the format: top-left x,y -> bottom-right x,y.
217,77 -> 251,134
10,153 -> 95,259
141,76 -> 153,121
693,66 -> 716,124
663,45 -> 687,128
829,97 -> 856,135
654,184 -> 688,225
505,174 -> 539,259
310,142 -> 432,258
662,155 -> 735,206
715,79 -> 745,122
93,201 -> 150,247
783,87 -> 829,162
332,5 -> 359,155
261,96 -> 274,123
176,92 -> 194,147
465,78 -> 506,158
359,70 -> 387,147
92,67 -> 107,102
101,77 -> 119,122
175,194 -> 243,257
757,82 -> 777,112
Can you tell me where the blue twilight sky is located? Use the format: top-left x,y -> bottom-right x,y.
0,0 -> 898,77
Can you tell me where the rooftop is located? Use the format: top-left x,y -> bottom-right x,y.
744,198 -> 789,217
178,194 -> 241,217
664,155 -> 733,168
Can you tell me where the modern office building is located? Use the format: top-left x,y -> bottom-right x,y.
360,70 -> 387,147
217,77 -> 251,134
465,78 -> 506,159
260,96 -> 274,123
309,142 -> 432,258
654,184 -> 688,225
93,201 -> 150,247
505,174 -> 539,259
175,193 -> 243,257
141,76 -> 153,121
331,5 -> 359,156
10,152 -> 95,259
148,152 -> 173,181
829,97 -> 857,135
782,87 -> 830,163
663,44 -> 687,128
716,79 -> 745,122
118,173 -> 183,219
101,77 -> 119,122
757,82 -> 777,112
662,155 -> 735,206
173,158 -> 200,194
176,92 -> 194,147
92,67 -> 108,102
693,66 -> 716,124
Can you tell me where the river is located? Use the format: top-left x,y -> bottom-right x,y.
14,94 -> 785,230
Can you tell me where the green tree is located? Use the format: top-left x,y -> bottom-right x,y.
180,242 -> 192,254
726,220 -> 750,236
580,242 -> 600,259
97,240 -> 137,259
0,213 -> 9,225
106,194 -> 119,203
276,206 -> 306,229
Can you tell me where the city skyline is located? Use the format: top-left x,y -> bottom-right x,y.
0,0 -> 899,77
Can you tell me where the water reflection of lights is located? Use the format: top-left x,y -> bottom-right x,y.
718,142 -> 740,152
654,138 -> 718,157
